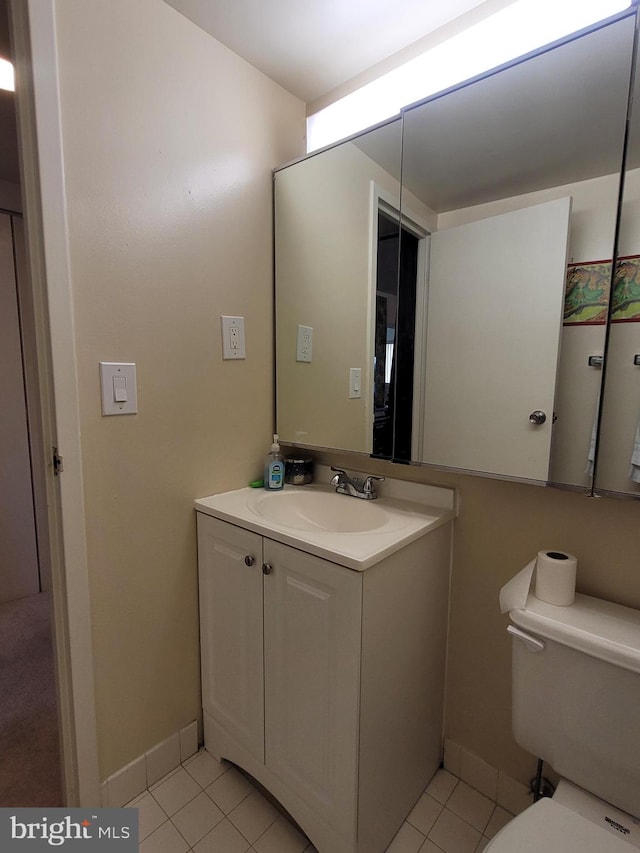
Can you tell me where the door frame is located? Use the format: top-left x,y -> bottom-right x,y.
368,182 -> 430,460
9,0 -> 100,806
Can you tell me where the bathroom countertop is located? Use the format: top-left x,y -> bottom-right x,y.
195,477 -> 456,571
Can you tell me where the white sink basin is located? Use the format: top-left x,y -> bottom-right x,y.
195,479 -> 455,571
249,489 -> 390,533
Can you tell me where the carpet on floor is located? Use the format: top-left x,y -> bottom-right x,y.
0,591 -> 63,806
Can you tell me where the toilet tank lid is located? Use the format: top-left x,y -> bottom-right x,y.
511,593 -> 640,674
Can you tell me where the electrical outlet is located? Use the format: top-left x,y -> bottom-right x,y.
296,324 -> 313,362
221,316 -> 246,359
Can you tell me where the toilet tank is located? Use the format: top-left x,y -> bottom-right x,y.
509,592 -> 640,819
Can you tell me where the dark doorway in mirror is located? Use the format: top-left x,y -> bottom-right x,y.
373,210 -> 418,461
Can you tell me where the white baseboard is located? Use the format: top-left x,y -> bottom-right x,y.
101,720 -> 199,807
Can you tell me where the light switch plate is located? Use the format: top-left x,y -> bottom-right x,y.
349,367 -> 362,399
296,324 -> 313,362
99,362 -> 138,416
221,316 -> 246,359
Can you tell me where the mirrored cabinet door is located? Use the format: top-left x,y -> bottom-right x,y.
274,118 -> 404,456
594,9 -> 640,498
398,11 -> 636,486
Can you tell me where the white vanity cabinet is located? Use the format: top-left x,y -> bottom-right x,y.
198,515 -> 362,840
196,492 -> 453,853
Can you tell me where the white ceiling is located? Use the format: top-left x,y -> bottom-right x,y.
163,0 -> 493,104
0,0 -> 493,187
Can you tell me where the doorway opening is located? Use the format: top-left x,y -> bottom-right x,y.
0,0 -> 62,806
373,208 -> 420,462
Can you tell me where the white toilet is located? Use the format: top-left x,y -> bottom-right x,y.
487,590 -> 640,851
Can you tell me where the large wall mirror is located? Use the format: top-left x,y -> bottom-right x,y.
274,9 -> 637,490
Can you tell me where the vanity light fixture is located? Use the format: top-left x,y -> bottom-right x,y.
307,0 -> 630,152
0,57 -> 14,92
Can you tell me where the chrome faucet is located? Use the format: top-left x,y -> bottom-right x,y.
330,467 -> 384,500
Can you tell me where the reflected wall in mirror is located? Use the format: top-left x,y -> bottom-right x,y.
274,10 -> 636,488
595,10 -> 640,498
275,118 -> 431,457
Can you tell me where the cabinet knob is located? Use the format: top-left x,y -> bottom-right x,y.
244,555 -> 255,567
262,563 -> 272,575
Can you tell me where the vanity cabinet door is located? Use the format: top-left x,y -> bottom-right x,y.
197,515 -> 265,763
263,539 -> 363,840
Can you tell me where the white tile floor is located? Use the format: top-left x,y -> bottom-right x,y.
129,749 -> 514,852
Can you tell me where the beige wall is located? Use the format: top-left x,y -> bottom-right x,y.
53,0 -> 304,779
275,142 -> 386,452
310,447 -> 640,787
275,140 -> 435,453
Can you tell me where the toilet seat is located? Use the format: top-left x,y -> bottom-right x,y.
485,797 -> 634,852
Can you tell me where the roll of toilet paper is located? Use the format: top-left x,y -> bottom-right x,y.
499,559 -> 536,613
534,550 -> 577,606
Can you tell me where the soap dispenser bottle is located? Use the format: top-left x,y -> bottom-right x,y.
264,434 -> 284,490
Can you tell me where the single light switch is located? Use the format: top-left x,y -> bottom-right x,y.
113,375 -> 128,403
100,362 -> 138,415
349,367 -> 362,399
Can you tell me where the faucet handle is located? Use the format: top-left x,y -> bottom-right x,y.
363,475 -> 384,496
330,466 -> 346,486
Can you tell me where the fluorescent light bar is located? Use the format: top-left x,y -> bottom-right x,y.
307,0 -> 631,152
0,57 -> 15,92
